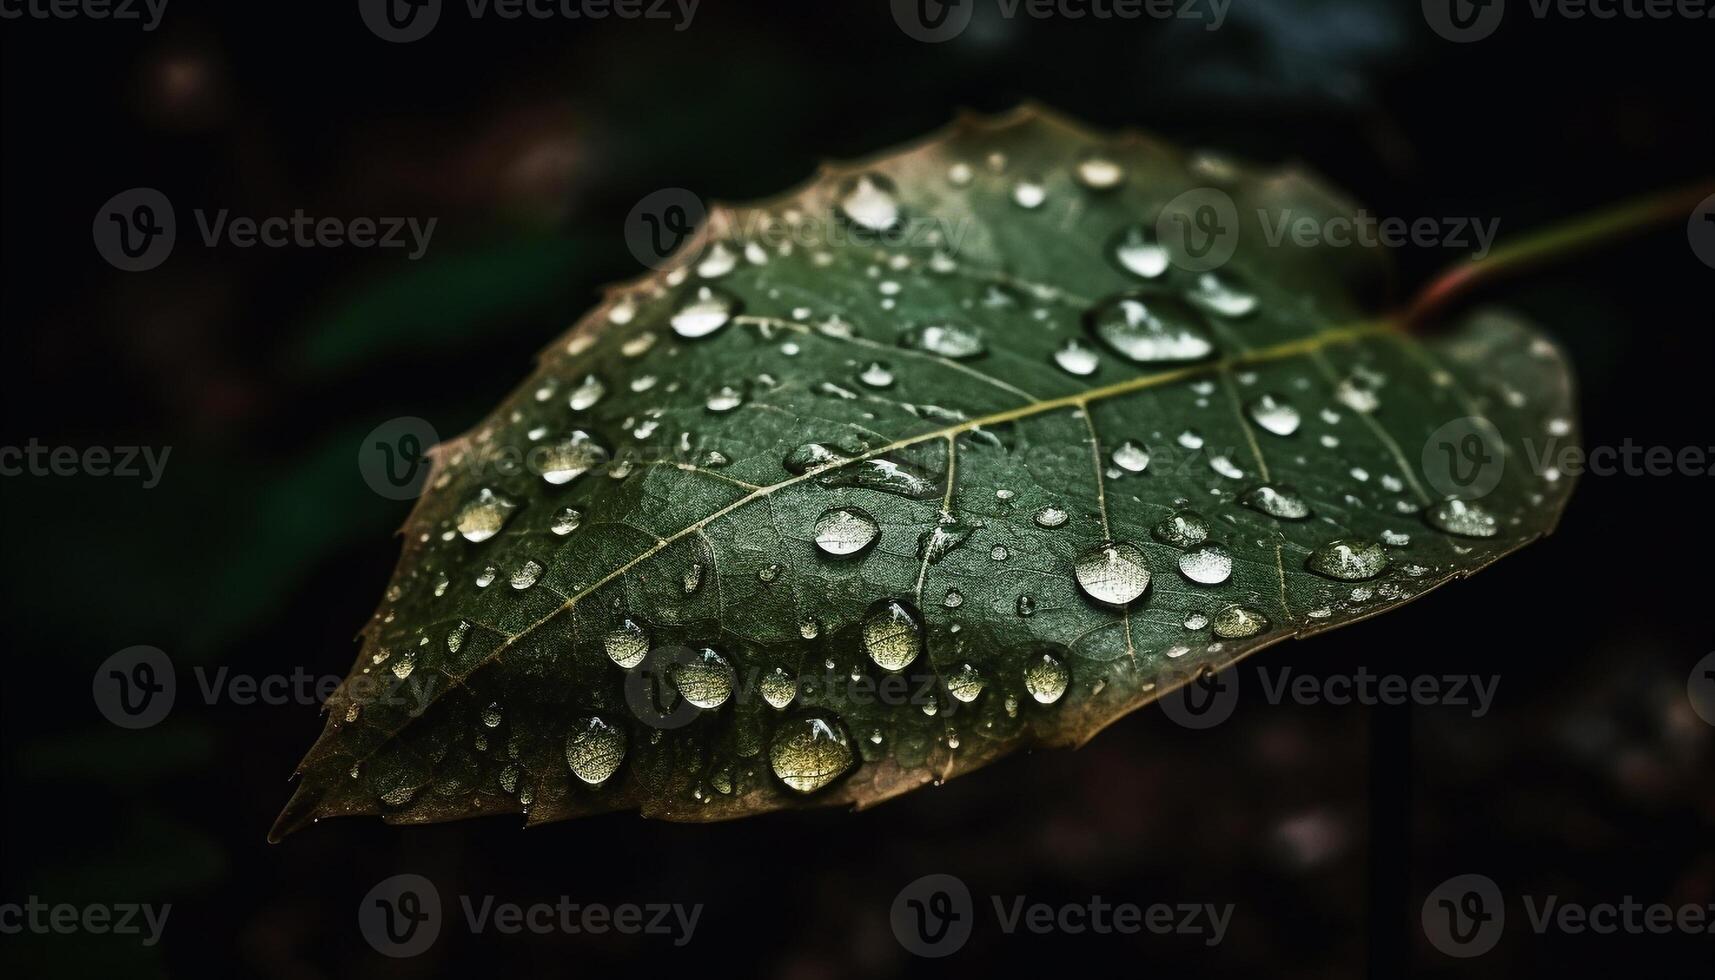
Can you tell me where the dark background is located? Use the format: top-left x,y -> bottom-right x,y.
2,1 -> 1711,976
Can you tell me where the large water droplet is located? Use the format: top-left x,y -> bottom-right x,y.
603,617 -> 649,669
1212,604 -> 1270,639
819,458 -> 939,499
783,442 -> 854,475
1110,224 -> 1168,279
671,648 -> 736,709
670,286 -> 740,339
1024,652 -> 1070,704
1074,541 -> 1152,606
1151,510 -> 1210,548
540,430 -> 609,485
902,321 -> 986,359
510,559 -> 543,590
1241,484 -> 1312,521
769,715 -> 854,794
550,507 -> 582,536
1246,394 -> 1301,437
1087,294 -> 1215,363
862,598 -> 923,671
1178,543 -> 1234,585
566,716 -> 627,786
837,173 -> 901,232
1187,271 -> 1257,317
1033,506 -> 1068,529
917,517 -> 977,564
815,506 -> 880,557
1306,538 -> 1390,581
1425,498 -> 1499,538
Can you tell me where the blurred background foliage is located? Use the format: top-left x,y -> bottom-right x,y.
1,1 -> 1711,976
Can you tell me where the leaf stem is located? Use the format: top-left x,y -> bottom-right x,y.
1403,180 -> 1715,329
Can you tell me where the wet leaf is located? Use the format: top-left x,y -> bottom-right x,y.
273,106 -> 1577,837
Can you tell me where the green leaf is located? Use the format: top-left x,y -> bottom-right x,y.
272,106 -> 1577,838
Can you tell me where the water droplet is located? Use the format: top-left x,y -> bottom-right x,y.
566,716 -> 627,786
943,588 -> 964,609
682,562 -> 704,595
706,385 -> 744,413
815,506 -> 880,557
1075,152 -> 1124,190
568,374 -> 606,411
1178,543 -> 1234,585
672,648 -> 736,709
447,620 -> 472,654
918,517 -> 977,564
1306,537 -> 1389,581
991,545 -> 1009,561
1012,179 -> 1046,209
902,321 -> 986,359
1425,498 -> 1499,538
1088,294 -> 1215,363
541,430 -> 609,485
456,488 -> 519,543
1024,652 -> 1070,704
769,715 -> 854,794
696,241 -> 739,279
670,286 -> 740,339
947,161 -> 974,186
760,667 -> 797,709
550,507 -> 582,536
1016,594 -> 1037,617
1110,224 -> 1168,279
837,173 -> 901,232
819,458 -> 939,499
1151,510 -> 1210,548
947,662 -> 986,702
475,565 -> 497,588
783,442 -> 853,474
1241,484 -> 1312,521
510,559 -> 543,590
862,598 -> 923,671
603,618 -> 649,669
1212,604 -> 1270,639
1177,429 -> 1205,450
1334,376 -> 1381,414
1111,440 -> 1151,473
1187,271 -> 1257,317
481,701 -> 503,727
1033,506 -> 1068,529
1053,338 -> 1102,376
859,362 -> 895,388
1247,394 -> 1302,436
1074,541 -> 1152,606
1183,610 -> 1209,630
